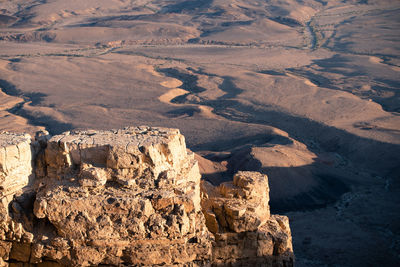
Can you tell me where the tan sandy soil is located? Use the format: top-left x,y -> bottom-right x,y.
0,0 -> 399,265
159,88 -> 188,104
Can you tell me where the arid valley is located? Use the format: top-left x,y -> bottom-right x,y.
0,0 -> 399,266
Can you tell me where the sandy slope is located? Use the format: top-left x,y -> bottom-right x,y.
0,0 -> 399,266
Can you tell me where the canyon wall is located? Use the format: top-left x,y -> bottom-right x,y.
0,126 -> 293,266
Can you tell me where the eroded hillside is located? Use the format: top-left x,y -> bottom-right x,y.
0,0 -> 399,266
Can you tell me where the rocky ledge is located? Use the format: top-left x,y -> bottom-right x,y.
0,126 -> 294,266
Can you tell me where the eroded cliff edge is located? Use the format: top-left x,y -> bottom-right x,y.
0,126 -> 293,266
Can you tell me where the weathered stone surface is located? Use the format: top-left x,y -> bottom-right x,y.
32,126 -> 211,266
210,215 -> 293,266
0,241 -> 11,261
202,171 -> 270,233
0,127 -> 293,266
9,242 -> 30,262
44,127 -> 188,184
0,132 -> 36,252
201,171 -> 293,266
0,132 -> 33,200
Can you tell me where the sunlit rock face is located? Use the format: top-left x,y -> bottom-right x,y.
0,127 -> 293,266
201,171 -> 293,266
0,132 -> 33,203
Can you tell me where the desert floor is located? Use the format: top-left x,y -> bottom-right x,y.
0,0 -> 399,266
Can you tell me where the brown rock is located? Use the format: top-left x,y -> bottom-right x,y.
201,171 -> 294,266
31,127 -> 211,266
0,132 -> 33,201
9,242 -> 30,262
0,241 -> 11,261
0,127 -> 293,266
202,171 -> 271,233
78,164 -> 108,187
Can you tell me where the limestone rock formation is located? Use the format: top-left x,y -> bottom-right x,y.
0,132 -> 35,243
201,172 -> 293,266
0,132 -> 33,204
0,126 -> 294,266
33,127 -> 210,266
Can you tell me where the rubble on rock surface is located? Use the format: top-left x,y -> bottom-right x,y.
0,127 -> 294,266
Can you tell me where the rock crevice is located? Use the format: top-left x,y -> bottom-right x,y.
0,126 -> 293,266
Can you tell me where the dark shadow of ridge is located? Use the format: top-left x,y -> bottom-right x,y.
188,98 -> 400,177
201,149 -> 352,213
160,0 -> 213,14
155,67 -> 400,177
157,68 -> 206,94
287,54 -> 400,112
0,79 -> 73,135
200,139 -> 354,213
268,172 -> 351,213
182,67 -> 244,99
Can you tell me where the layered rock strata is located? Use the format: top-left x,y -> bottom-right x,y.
0,126 -> 294,266
201,172 -> 293,266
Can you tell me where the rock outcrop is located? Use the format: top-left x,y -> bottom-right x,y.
201,172 -> 293,266
0,126 -> 294,266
